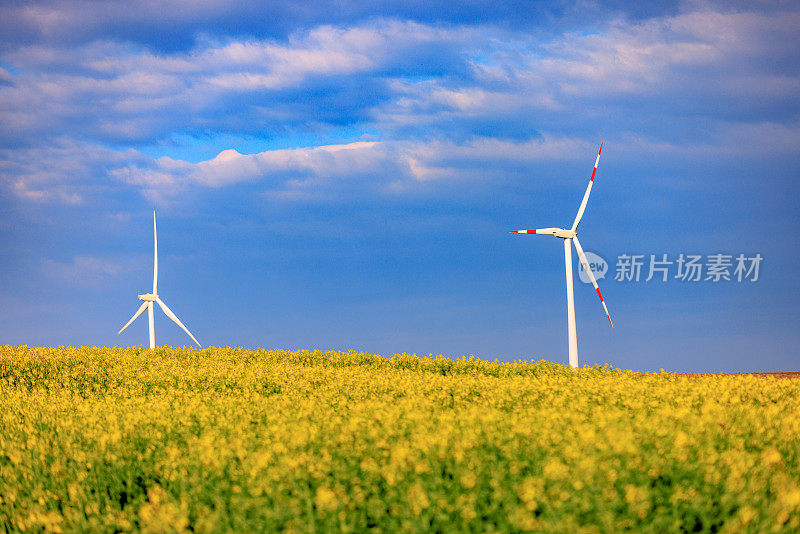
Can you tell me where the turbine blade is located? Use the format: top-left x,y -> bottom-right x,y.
572,236 -> 613,327
118,302 -> 148,335
571,143 -> 603,231
509,228 -> 559,235
155,297 -> 201,347
152,211 -> 158,294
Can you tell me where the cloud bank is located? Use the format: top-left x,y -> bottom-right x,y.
1,3 -> 798,205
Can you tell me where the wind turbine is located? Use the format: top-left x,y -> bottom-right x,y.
118,211 -> 201,349
510,143 -> 612,368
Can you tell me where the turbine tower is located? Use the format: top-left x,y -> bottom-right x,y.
118,211 -> 201,349
510,143 -> 612,368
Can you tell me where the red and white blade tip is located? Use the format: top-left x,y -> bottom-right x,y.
509,230 -> 536,234
590,142 -> 603,182
595,287 -> 613,327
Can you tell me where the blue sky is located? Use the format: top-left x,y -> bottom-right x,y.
1,0 -> 798,372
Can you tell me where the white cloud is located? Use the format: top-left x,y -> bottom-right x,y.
0,67 -> 13,85
2,7 -> 799,205
2,9 -> 797,150
372,8 -> 800,135
0,140 -> 147,203
108,136 -> 604,200
112,141 -> 396,196
6,116 -> 800,205
0,19 -> 480,144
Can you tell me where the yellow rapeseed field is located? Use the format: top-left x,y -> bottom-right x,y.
1,345 -> 799,532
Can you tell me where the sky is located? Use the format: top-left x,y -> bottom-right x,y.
1,0 -> 798,372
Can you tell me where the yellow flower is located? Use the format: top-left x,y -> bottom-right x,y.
407,482 -> 430,516
314,487 -> 338,513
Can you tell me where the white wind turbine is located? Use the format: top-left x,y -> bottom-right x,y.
118,211 -> 201,349
510,143 -> 612,368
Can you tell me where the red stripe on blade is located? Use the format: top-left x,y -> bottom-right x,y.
590,168 -> 597,182
596,288 -> 604,302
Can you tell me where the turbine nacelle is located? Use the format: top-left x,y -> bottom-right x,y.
137,293 -> 158,302
551,228 -> 577,239
552,228 -> 577,239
